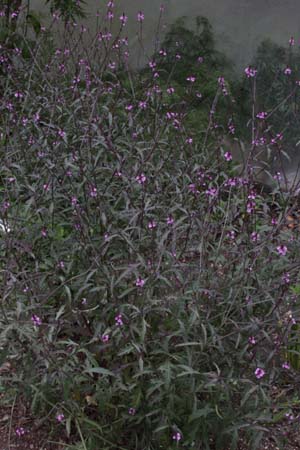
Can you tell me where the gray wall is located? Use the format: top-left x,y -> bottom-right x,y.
25,0 -> 300,72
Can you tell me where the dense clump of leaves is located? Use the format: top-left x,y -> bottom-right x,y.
1,7 -> 300,450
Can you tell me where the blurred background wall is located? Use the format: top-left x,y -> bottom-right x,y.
25,0 -> 300,72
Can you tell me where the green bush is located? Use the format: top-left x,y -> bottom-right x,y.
1,6 -> 300,450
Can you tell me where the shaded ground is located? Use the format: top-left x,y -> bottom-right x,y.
0,397 -> 299,450
0,396 -> 71,450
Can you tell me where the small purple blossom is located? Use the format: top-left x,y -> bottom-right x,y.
101,334 -> 110,343
248,336 -> 256,345
31,314 -> 42,326
247,200 -> 255,214
167,216 -> 174,225
16,427 -> 25,437
159,49 -> 167,56
284,67 -> 292,75
119,13 -> 128,25
273,172 -> 282,181
224,151 -> 232,161
115,314 -> 123,326
71,196 -> 78,206
205,187 -> 217,197
56,413 -> 64,422
188,183 -> 199,194
282,361 -> 290,370
289,36 -> 295,46
136,277 -> 145,288
250,231 -> 260,242
136,173 -> 146,184
186,76 -> 196,83
245,66 -> 257,78
167,87 -> 175,94
256,111 -> 267,119
128,407 -> 136,415
277,245 -> 287,256
255,367 -> 265,379
148,220 -> 157,229
137,11 -> 144,22
172,432 -> 182,442
227,230 -> 236,240
89,186 -> 97,197
282,273 -> 291,284
139,101 -> 147,109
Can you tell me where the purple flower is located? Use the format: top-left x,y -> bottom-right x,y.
136,173 -> 146,184
149,60 -> 156,69
250,231 -> 260,242
159,49 -> 167,56
172,432 -> 182,442
247,200 -> 255,214
137,11 -> 144,22
115,314 -> 123,326
167,87 -> 175,94
139,101 -> 147,109
31,314 -> 42,326
245,66 -> 257,78
119,13 -> 128,25
284,67 -> 292,75
205,187 -> 217,197
255,367 -> 265,379
135,277 -> 145,288
101,334 -> 110,343
16,427 -> 25,437
71,196 -> 78,206
224,151 -> 232,161
277,245 -> 287,256
285,412 -> 294,421
167,216 -> 174,225
148,220 -> 157,229
186,76 -> 196,83
256,111 -> 267,119
89,186 -> 97,197
282,361 -> 290,370
128,407 -> 136,415
227,230 -> 236,240
273,172 -> 282,181
56,413 -> 64,422
289,36 -> 295,46
282,273 -> 290,284
248,336 -> 256,345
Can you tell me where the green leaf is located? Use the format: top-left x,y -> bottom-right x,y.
84,367 -> 116,377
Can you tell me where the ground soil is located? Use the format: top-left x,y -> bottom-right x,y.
0,400 -> 299,450
0,397 -> 71,450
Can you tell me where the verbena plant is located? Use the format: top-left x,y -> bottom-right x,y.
1,3 -> 300,450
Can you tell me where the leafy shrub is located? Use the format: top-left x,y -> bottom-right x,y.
1,5 -> 300,450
